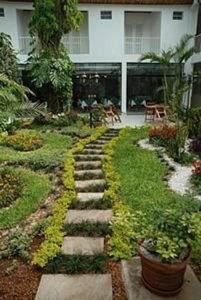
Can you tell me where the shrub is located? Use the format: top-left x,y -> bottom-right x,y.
3,130 -> 43,151
193,160 -> 201,175
192,161 -> 201,195
187,107 -> 201,138
190,139 -> 201,157
149,124 -> 177,145
0,167 -> 22,208
6,231 -> 31,261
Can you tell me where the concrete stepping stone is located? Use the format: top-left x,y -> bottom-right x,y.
91,140 -> 108,145
77,192 -> 104,202
75,154 -> 104,161
35,274 -> 113,300
85,144 -> 104,149
82,149 -> 103,155
65,209 -> 113,224
75,179 -> 106,192
75,169 -> 104,180
61,236 -> 104,255
75,161 -> 102,170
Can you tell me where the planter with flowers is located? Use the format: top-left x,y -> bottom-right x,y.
132,209 -> 201,296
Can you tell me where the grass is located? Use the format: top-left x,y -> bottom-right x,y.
113,127 -> 201,216
0,167 -> 51,229
63,222 -> 112,237
45,253 -> 107,274
0,131 -> 72,171
69,198 -> 112,210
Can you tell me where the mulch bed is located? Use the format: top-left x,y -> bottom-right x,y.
0,236 -> 43,300
107,260 -> 127,300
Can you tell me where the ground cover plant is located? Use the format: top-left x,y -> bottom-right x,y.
0,167 -> 22,209
111,127 -> 201,261
0,130 -> 72,171
0,167 -> 51,229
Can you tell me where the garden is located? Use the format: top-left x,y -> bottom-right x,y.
0,0 -> 201,299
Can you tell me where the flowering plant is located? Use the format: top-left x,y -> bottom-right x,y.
192,160 -> 201,175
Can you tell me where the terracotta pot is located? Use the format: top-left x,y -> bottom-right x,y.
138,246 -> 190,297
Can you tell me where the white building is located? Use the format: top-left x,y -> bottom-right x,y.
0,0 -> 200,112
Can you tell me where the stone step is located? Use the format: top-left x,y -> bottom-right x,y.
82,149 -> 104,155
75,161 -> 102,170
91,140 -> 108,145
61,236 -> 104,255
77,192 -> 104,202
85,144 -> 104,150
75,154 -> 104,161
98,137 -> 113,141
75,179 -> 106,192
36,274 -> 113,300
65,209 -> 113,224
74,169 -> 104,180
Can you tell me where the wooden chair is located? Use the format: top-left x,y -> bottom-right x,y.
155,105 -> 167,122
145,104 -> 156,122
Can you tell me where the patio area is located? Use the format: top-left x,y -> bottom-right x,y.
109,113 -> 145,128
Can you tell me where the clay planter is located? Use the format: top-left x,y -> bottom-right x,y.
138,246 -> 190,297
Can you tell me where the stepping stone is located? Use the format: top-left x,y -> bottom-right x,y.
92,140 -> 108,145
35,274 -> 113,300
77,192 -> 104,202
85,144 -> 104,149
82,149 -> 103,155
61,237 -> 104,255
65,209 -> 113,224
75,179 -> 106,192
75,169 -> 104,180
75,161 -> 102,170
75,154 -> 104,161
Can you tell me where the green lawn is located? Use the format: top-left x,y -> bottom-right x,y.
113,128 -> 200,217
0,167 -> 51,229
0,131 -> 72,171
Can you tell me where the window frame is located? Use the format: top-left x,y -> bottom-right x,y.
100,11 -> 112,20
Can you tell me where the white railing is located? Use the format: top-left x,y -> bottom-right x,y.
19,36 -> 34,55
195,34 -> 201,53
62,35 -> 89,54
125,37 -> 160,55
19,35 -> 89,55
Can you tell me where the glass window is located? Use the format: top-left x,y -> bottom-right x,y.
173,11 -> 183,20
100,11 -> 112,20
0,8 -> 5,17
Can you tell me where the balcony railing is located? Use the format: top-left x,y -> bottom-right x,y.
62,36 -> 89,54
125,37 -> 160,55
19,35 -> 89,55
195,34 -> 201,53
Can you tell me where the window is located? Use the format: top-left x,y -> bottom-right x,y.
100,11 -> 112,20
173,11 -> 183,20
0,8 -> 4,17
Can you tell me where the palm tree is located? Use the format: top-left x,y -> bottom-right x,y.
0,73 -> 44,121
140,49 -> 174,105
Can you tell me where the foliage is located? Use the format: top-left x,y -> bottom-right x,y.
0,167 -> 22,209
112,128 -> 201,260
45,253 -> 107,274
149,124 -> 177,147
28,47 -> 73,112
2,130 -> 43,151
5,231 -> 31,261
0,131 -> 72,171
29,0 -> 83,50
133,208 -> 201,263
193,161 -> 201,176
186,107 -> 201,138
190,139 -> 201,157
192,161 -> 201,195
29,0 -> 83,113
0,33 -> 18,80
69,197 -> 112,210
33,127 -> 106,267
0,167 -> 51,229
63,222 -> 112,237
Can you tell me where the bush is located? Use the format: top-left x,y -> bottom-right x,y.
6,231 -> 31,260
0,167 -> 22,208
149,124 -> 177,147
187,108 -> 201,138
192,161 -> 201,195
0,167 -> 51,229
2,130 -> 43,151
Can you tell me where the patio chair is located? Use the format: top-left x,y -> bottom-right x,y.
145,103 -> 156,122
155,105 -> 167,122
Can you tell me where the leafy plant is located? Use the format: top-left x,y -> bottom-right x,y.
2,130 -> 43,151
0,33 -> 18,80
0,167 -> 22,208
63,222 -> 112,237
133,208 -> 201,263
190,139 -> 201,157
6,231 -> 31,261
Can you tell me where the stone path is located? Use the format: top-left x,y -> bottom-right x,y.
36,129 -> 119,300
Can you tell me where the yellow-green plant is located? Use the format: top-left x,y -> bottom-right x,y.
33,126 -> 107,267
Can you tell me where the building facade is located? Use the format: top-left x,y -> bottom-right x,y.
0,0 -> 200,112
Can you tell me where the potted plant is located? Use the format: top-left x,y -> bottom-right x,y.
132,209 -> 201,296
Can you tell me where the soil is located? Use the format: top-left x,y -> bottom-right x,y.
0,236 -> 43,300
107,260 -> 127,300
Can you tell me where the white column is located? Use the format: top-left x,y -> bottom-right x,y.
121,61 -> 127,113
